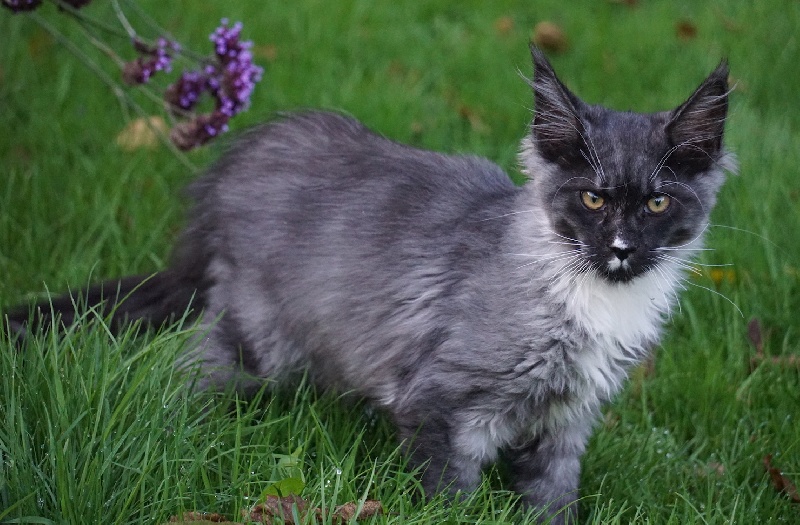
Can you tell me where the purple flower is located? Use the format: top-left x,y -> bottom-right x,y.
164,70 -> 205,112
1,0 -> 43,12
207,19 -> 263,114
122,37 -> 178,85
163,19 -> 262,150
170,110 -> 230,151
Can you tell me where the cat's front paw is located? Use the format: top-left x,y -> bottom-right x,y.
522,493 -> 577,525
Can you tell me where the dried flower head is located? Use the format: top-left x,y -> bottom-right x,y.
169,110 -> 230,151
122,37 -> 178,85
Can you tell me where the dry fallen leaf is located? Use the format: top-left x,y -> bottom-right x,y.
246,495 -> 383,524
533,21 -> 568,54
747,318 -> 764,354
764,454 -> 800,503
169,511 -> 238,524
167,496 -> 384,524
696,461 -> 726,478
493,16 -> 515,36
676,19 -> 698,41
254,44 -> 278,62
457,104 -> 489,134
332,500 -> 384,522
747,318 -> 800,372
246,494 -> 313,523
116,116 -> 168,151
752,354 -> 800,371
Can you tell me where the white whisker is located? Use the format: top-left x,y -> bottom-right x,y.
686,282 -> 744,318
654,254 -> 702,276
479,209 -> 539,221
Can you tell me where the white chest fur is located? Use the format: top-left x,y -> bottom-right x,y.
550,259 -> 683,399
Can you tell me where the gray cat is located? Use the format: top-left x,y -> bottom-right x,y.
5,48 -> 735,523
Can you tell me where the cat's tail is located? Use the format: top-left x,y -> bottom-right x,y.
3,271 -> 203,345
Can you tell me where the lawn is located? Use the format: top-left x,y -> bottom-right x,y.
1,1 -> 798,523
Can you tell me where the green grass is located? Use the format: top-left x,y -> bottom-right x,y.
1,1 -> 799,523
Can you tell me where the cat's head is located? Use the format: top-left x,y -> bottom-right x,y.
519,48 -> 736,284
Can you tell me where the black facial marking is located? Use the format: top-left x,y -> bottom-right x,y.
529,51 -> 730,283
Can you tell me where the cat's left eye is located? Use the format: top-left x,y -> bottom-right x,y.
581,191 -> 605,211
646,195 -> 671,214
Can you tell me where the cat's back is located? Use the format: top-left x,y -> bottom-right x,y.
187,110 -> 519,261
195,111 -> 515,201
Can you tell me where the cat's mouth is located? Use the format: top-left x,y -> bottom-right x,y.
598,254 -> 643,283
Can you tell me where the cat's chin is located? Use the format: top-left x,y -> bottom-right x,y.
598,267 -> 642,284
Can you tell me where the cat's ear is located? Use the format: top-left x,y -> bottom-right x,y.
665,61 -> 730,168
529,47 -> 586,164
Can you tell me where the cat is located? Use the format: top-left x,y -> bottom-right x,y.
4,48 -> 735,523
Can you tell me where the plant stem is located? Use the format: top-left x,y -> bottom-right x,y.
28,11 -> 197,171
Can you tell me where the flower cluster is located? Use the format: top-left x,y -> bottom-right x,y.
210,20 -> 262,115
165,19 -> 263,150
122,37 -> 179,85
3,4 -> 263,152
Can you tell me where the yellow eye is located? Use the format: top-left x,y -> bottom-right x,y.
581,191 -> 605,211
646,195 -> 671,214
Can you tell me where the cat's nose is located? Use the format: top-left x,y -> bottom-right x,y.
610,246 -> 635,261
609,238 -> 636,261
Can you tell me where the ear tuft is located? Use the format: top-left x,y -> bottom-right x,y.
528,47 -> 585,165
666,61 -> 730,168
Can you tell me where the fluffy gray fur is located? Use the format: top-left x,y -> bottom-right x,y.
6,48 -> 735,523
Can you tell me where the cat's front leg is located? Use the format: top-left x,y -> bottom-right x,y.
508,422 -> 591,524
394,412 -> 483,501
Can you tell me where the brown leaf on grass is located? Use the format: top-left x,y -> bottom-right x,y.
169,497 -> 383,524
747,318 -> 764,354
696,461 -> 726,478
763,454 -> 800,503
246,494 -> 315,523
747,318 -> 800,372
332,500 -> 384,522
493,16 -> 515,36
116,116 -> 168,151
254,44 -> 278,62
457,104 -> 489,133
168,511 -> 239,524
532,21 -> 568,54
244,495 -> 383,524
752,354 -> 800,370
676,19 -> 698,41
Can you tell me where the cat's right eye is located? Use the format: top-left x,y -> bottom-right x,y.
580,191 -> 605,211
